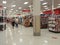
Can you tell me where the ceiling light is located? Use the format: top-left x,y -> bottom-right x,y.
58,4 -> 60,5
42,2 -> 48,5
11,5 -> 16,7
3,1 -> 7,4
24,2 -> 28,4
29,5 -> 32,7
19,39 -> 23,42
4,7 -> 7,9
44,40 -> 48,43
19,7 -> 22,9
40,0 -> 44,1
11,9 -> 13,10
43,6 -> 47,7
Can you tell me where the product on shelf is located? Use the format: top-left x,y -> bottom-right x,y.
40,14 -> 48,28
48,15 -> 60,33
23,15 -> 33,27
0,10 -> 6,31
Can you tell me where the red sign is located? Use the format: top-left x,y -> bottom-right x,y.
22,9 -> 30,12
43,8 -> 60,15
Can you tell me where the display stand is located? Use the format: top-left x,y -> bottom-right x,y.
0,10 -> 6,31
23,15 -> 33,27
40,14 -> 48,28
48,15 -> 60,33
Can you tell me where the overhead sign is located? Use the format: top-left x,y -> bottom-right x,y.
22,9 -> 30,12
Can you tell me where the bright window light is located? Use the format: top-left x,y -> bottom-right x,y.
11,5 -> 16,7
24,2 -> 28,4
3,1 -> 7,4
42,2 -> 48,5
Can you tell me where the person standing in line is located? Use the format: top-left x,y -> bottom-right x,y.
15,17 -> 19,28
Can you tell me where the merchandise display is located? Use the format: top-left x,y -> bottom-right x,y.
23,15 -> 33,27
0,10 -> 6,31
48,15 -> 60,33
40,14 -> 48,28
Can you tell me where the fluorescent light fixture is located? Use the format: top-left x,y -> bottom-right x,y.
4,7 -> 7,9
19,39 -> 23,42
19,7 -> 22,9
11,5 -> 16,7
44,40 -> 48,43
42,2 -> 48,5
24,2 -> 28,4
40,0 -> 44,1
43,6 -> 47,7
11,9 -> 13,10
3,1 -> 7,4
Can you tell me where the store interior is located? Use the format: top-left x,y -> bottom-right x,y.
0,0 -> 60,45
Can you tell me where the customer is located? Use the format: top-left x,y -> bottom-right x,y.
11,18 -> 15,29
15,17 -> 19,28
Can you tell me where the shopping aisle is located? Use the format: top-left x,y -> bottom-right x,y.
0,24 -> 60,45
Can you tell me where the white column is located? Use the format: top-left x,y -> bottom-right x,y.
33,0 -> 41,36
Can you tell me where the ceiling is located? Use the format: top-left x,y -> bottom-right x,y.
0,0 -> 32,15
0,0 -> 60,15
40,0 -> 60,12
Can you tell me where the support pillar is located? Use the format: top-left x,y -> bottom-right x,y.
33,0 -> 41,36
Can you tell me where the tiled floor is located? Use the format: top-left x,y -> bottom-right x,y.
0,24 -> 60,45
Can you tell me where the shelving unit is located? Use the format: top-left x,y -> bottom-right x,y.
0,9 -> 6,31
48,15 -> 60,33
40,14 -> 48,28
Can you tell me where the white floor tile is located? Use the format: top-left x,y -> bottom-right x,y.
0,24 -> 60,45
